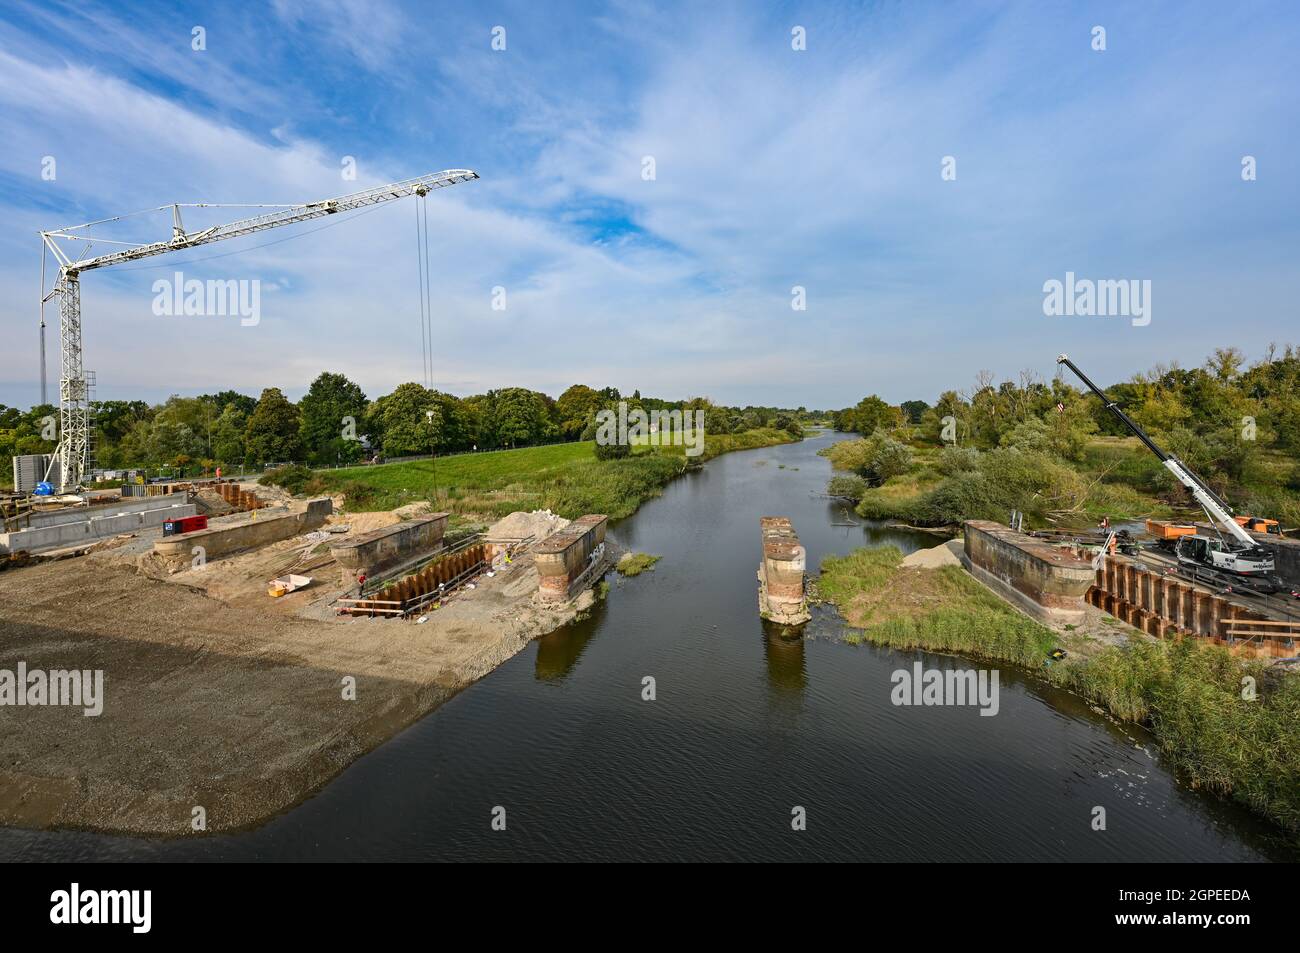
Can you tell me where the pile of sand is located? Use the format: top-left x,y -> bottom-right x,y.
901,538 -> 964,569
338,511 -> 401,535
487,509 -> 569,542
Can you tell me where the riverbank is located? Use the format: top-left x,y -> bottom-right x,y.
817,543 -> 1300,842
307,428 -> 798,519
0,429 -> 798,837
0,548 -> 605,835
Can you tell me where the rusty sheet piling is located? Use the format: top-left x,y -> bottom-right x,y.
339,541 -> 490,617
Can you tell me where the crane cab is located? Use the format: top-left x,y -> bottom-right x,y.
1176,535 -> 1274,576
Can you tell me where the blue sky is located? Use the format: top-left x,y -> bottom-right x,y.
0,0 -> 1296,410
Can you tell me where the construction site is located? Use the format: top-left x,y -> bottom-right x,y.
0,473 -> 616,834
0,168 -> 628,834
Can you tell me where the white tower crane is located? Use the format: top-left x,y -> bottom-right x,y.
38,169 -> 479,492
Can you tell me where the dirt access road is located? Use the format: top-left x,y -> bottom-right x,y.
0,551 -> 596,835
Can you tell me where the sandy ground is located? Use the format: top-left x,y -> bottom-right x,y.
0,514 -> 604,835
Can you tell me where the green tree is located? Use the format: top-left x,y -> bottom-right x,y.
298,371 -> 368,465
211,403 -> 248,465
245,388 -> 302,463
556,384 -> 603,440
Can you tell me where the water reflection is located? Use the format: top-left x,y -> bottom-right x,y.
534,593 -> 605,681
761,620 -> 807,700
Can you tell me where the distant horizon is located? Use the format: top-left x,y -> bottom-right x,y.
1,339 -> 1286,414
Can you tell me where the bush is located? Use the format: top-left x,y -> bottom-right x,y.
823,431 -> 912,486
259,463 -> 313,494
581,419 -> 631,460
936,445 -> 980,476
828,474 -> 869,500
881,447 -> 1089,527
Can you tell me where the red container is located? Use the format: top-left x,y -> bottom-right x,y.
163,514 -> 209,536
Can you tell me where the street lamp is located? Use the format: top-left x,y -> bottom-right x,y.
425,409 -> 436,501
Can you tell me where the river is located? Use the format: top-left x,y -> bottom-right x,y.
1,429 -> 1293,861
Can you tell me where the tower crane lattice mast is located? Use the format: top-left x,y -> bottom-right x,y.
38,169 -> 478,492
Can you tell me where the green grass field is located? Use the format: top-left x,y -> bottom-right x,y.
311,428 -> 796,519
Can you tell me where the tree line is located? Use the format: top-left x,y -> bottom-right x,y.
829,345 -> 1300,497
1,375 -> 811,477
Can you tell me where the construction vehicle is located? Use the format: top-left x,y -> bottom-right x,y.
38,169 -> 479,493
1056,354 -> 1274,578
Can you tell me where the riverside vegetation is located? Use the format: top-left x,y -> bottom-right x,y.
817,347 -> 1300,841
825,345 -> 1300,530
1,373 -> 810,489
818,546 -> 1300,841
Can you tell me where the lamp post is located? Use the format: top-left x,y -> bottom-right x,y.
426,409 -> 436,501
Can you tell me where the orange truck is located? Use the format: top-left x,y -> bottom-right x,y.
1146,519 -> 1196,540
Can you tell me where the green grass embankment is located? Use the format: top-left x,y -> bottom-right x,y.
307,428 -> 797,518
818,545 -> 1300,840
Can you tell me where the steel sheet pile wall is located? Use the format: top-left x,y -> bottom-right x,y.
349,543 -> 490,616
215,483 -> 264,511
1088,555 -> 1298,658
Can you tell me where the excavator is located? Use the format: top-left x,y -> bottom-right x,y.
1056,354 -> 1276,579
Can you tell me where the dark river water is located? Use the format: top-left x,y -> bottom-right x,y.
1,430 -> 1294,861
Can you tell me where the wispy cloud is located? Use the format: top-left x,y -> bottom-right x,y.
0,0 -> 1297,410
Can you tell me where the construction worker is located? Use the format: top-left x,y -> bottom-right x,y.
356,570 -> 367,599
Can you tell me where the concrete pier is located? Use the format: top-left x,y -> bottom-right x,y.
758,517 -> 810,626
961,520 -> 1094,624
330,513 -> 448,584
534,514 -> 608,602
152,498 -> 332,570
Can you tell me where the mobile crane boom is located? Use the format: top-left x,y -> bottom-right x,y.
1056,354 -> 1257,549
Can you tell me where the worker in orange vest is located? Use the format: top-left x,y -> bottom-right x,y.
356,570 -> 367,599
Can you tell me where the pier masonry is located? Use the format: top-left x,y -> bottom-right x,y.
330,513 -> 449,585
534,514 -> 609,602
758,516 -> 811,626
961,520 -> 1094,624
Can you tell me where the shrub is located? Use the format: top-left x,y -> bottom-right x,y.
936,445 -> 980,476
581,419 -> 631,460
259,463 -> 313,494
828,474 -> 869,500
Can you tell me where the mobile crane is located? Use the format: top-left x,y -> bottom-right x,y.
1056,354 -> 1274,578
38,169 -> 479,492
